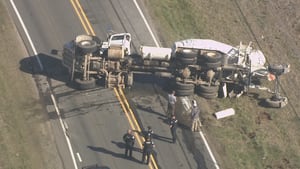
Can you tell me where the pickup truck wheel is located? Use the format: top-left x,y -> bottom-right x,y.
198,84 -> 219,93
77,40 -> 98,54
175,81 -> 194,90
175,88 -> 194,96
75,77 -> 96,90
199,92 -> 218,99
202,52 -> 223,63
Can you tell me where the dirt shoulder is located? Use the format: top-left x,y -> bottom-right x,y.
144,0 -> 300,169
0,1 -> 63,169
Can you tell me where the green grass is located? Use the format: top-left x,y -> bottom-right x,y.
144,1 -> 300,168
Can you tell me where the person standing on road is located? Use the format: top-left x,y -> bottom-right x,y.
191,100 -> 202,132
124,35 -> 131,55
144,126 -> 154,141
169,115 -> 178,143
142,138 -> 155,165
123,129 -> 135,158
167,90 -> 177,119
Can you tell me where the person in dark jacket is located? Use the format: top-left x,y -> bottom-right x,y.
144,126 -> 154,141
141,138 -> 155,164
169,115 -> 178,143
123,129 -> 135,158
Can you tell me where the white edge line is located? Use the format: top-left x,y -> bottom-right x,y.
51,94 -> 79,169
199,131 -> 220,169
76,152 -> 82,163
9,1 -> 78,169
10,0 -> 43,71
133,0 -> 160,47
133,1 -> 220,169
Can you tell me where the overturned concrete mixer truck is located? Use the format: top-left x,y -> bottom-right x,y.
62,33 -> 290,108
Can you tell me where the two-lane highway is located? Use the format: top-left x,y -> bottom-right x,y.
5,0 -> 215,168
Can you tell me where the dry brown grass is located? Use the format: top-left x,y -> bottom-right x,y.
0,1 -> 61,169
145,0 -> 300,168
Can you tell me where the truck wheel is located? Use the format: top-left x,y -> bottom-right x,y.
265,97 -> 288,108
75,77 -> 96,90
268,64 -> 284,76
199,92 -> 218,99
176,49 -> 198,58
77,40 -> 98,54
202,52 -> 223,63
175,81 -> 194,90
198,84 -> 219,93
175,88 -> 194,96
178,57 -> 197,65
206,61 -> 221,69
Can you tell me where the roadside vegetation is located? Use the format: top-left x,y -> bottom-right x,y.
145,0 -> 300,169
0,1 -> 60,169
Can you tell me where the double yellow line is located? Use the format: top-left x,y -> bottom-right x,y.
70,0 -> 158,168
114,88 -> 158,169
70,0 -> 94,35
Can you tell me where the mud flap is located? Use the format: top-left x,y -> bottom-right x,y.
221,83 -> 227,98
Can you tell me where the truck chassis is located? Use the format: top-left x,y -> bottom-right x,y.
62,33 -> 290,108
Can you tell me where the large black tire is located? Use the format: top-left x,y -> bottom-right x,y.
268,64 -> 284,76
206,61 -> 222,69
175,81 -> 195,90
198,84 -> 219,93
203,52 -> 223,63
75,77 -> 96,90
176,49 -> 198,58
175,88 -> 194,96
177,57 -> 197,65
265,97 -> 288,108
199,92 -> 218,99
77,40 -> 98,54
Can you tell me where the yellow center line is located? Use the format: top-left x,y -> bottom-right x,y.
74,0 -> 95,35
114,88 -> 155,169
70,0 -> 159,168
69,0 -> 90,34
118,88 -> 159,169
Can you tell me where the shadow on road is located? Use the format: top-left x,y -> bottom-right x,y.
82,164 -> 110,169
87,145 -> 141,163
19,53 -> 69,83
136,104 -> 166,118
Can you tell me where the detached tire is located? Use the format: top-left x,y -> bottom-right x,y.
268,64 -> 284,76
77,40 -> 98,54
265,97 -> 288,108
75,77 -> 96,90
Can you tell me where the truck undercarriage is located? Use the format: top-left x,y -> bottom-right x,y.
62,33 -> 290,108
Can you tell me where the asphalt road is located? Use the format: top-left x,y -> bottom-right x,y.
5,0 -> 215,168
